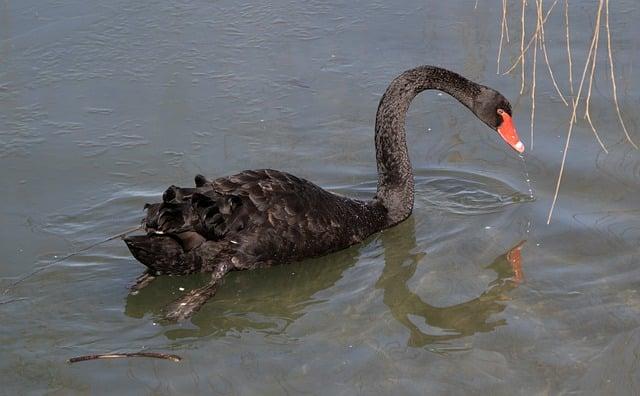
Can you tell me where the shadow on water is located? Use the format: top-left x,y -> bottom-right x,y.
377,217 -> 525,348
125,214 -> 525,346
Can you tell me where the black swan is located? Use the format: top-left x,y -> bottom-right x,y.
124,65 -> 523,321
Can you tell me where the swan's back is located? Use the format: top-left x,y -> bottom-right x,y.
126,169 -> 386,274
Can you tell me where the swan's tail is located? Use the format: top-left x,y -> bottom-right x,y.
124,235 -> 185,274
124,234 -> 226,276
125,173 -> 244,274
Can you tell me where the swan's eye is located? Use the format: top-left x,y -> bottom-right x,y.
497,108 -> 505,115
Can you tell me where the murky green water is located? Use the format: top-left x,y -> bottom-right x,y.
2,0 -> 639,394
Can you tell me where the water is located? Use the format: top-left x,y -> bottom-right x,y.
1,0 -> 639,394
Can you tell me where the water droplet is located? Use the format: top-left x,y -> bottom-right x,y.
519,155 -> 535,200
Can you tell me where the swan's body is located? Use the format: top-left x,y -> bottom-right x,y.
127,169 -> 386,274
124,65 -> 522,320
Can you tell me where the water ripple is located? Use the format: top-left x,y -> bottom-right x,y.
417,169 -> 534,215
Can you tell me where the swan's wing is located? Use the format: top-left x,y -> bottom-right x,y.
206,169 -> 369,262
131,169 -> 367,271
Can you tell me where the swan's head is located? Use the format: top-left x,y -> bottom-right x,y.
474,88 -> 524,154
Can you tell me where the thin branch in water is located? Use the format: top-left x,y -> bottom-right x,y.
2,225 -> 143,296
547,0 -> 603,224
68,352 -> 182,364
505,0 -> 561,76
604,0 -> 638,149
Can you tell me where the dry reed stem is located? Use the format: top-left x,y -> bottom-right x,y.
547,0 -> 603,224
506,0 -> 560,76
584,12 -> 601,117
583,6 -> 609,153
584,113 -> 608,152
504,2 -> 510,42
564,0 -> 574,96
538,0 -> 568,106
530,0 -> 540,150
604,0 -> 638,149
498,0 -> 509,73
520,0 -> 527,93
498,0 -> 633,222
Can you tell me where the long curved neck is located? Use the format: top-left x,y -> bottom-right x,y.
374,66 -> 481,226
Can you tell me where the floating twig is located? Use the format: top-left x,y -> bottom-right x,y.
68,352 -> 182,364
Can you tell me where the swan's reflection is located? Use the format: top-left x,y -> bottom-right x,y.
124,246 -> 361,339
377,217 -> 525,347
125,216 -> 525,344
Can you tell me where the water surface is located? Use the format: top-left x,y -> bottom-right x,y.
1,0 -> 639,394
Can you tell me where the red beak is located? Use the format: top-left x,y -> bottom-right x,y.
497,112 -> 524,153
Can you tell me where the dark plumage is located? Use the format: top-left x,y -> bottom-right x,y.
124,65 -> 522,321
